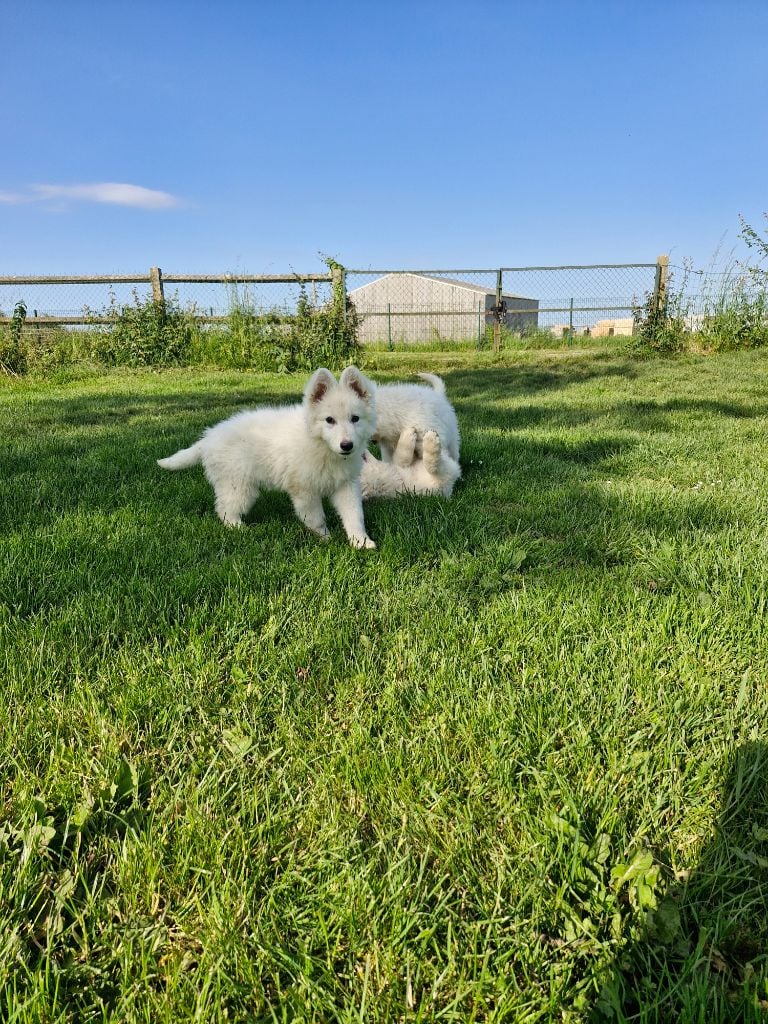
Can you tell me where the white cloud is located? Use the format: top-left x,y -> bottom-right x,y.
0,182 -> 183,209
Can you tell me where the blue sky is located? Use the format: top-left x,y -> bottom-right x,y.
2,0 -> 767,275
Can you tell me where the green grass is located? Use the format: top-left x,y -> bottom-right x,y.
2,348 -> 768,1022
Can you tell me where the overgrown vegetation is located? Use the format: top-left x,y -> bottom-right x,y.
1,261 -> 360,376
83,289 -> 199,367
4,232 -> 768,375
0,301 -> 29,374
633,215 -> 768,354
2,350 -> 768,1020
632,279 -> 688,355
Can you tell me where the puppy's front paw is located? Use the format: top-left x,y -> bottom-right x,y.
349,534 -> 377,549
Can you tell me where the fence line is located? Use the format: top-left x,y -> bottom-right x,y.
0,268 -> 336,327
0,261 -> 669,345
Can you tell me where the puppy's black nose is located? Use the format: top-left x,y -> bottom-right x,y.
340,440 -> 354,453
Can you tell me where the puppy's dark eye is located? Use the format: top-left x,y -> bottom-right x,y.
325,416 -> 336,425
351,415 -> 360,423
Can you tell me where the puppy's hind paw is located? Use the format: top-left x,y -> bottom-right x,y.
422,430 -> 441,455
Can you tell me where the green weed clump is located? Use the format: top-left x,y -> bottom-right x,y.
195,280 -> 287,371
632,274 -> 688,355
696,273 -> 768,351
633,269 -> 768,356
86,290 -> 200,367
0,301 -> 29,375
279,283 -> 360,372
203,275 -> 360,373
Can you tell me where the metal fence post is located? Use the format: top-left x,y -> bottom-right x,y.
494,268 -> 503,352
387,303 -> 393,350
150,266 -> 165,315
653,254 -> 669,319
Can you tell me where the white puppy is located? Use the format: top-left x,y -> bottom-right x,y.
373,373 -> 460,463
157,366 -> 377,548
361,428 -> 461,499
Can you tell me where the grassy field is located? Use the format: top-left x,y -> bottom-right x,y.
2,347 -> 768,1022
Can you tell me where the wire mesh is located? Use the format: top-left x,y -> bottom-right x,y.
163,277 -> 334,319
667,263 -> 768,328
346,270 -> 499,345
501,265 -> 656,336
0,278 -> 152,322
346,264 -> 658,343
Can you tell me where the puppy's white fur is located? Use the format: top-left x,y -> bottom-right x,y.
157,366 -> 377,547
361,429 -> 461,499
373,373 -> 460,463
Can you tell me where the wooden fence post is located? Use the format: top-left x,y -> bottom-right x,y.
330,262 -> 346,321
653,254 -> 669,319
150,266 -> 165,314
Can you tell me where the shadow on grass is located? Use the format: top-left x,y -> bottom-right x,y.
442,360 -> 638,404
0,384 -> 302,522
0,360 -> 736,618
594,742 -> 768,1023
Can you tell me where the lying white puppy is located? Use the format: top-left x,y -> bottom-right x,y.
361,428 -> 461,499
374,373 -> 460,463
158,366 -> 378,547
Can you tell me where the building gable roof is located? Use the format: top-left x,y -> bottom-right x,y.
349,272 -> 535,301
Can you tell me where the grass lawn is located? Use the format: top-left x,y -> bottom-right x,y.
2,347 -> 768,1022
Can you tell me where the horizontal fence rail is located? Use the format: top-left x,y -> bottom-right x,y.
0,269 -> 335,326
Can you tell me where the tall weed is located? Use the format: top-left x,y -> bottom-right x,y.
86,290 -> 199,367
199,273 -> 360,372
697,271 -> 768,350
0,301 -> 29,375
631,271 -> 688,355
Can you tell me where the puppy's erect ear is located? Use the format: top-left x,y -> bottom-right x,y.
340,365 -> 375,403
305,367 -> 336,404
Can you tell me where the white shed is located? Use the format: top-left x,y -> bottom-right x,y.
348,273 -> 539,343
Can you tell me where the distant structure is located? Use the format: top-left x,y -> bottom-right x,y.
590,317 -> 635,337
349,272 -> 539,343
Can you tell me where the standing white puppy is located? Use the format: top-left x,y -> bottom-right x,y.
374,373 -> 460,463
157,366 -> 378,548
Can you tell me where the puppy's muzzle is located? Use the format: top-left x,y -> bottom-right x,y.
340,440 -> 354,453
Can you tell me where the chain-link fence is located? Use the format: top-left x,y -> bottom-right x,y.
664,262 -> 768,329
346,263 -> 660,344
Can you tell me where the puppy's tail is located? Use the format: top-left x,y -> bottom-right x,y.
157,443 -> 202,471
416,372 -> 446,394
